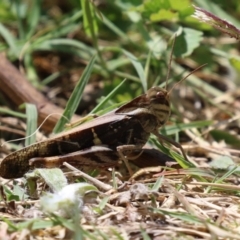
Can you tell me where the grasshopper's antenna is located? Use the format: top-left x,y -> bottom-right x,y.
167,63 -> 207,96
165,35 -> 176,91
0,113 -> 69,147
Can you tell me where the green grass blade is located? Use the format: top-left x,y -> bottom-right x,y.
160,120 -> 213,135
81,0 -> 98,37
32,38 -> 95,59
0,23 -> 18,56
153,208 -> 202,224
25,103 -> 38,146
53,55 -> 96,133
98,13 -> 129,40
90,79 -> 127,114
144,51 -> 152,90
24,52 -> 40,86
0,107 -> 26,118
122,49 -> 147,92
14,0 -> 25,39
26,0 -> 41,39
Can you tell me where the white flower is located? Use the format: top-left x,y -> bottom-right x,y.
40,183 -> 99,218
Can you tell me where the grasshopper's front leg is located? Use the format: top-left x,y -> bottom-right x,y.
117,144 -> 176,176
117,144 -> 144,175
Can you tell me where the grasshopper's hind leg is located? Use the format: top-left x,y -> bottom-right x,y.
29,146 -> 121,169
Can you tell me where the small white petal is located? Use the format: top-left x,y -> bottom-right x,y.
40,183 -> 99,217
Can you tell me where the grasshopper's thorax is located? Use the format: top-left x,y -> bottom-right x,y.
146,86 -> 170,127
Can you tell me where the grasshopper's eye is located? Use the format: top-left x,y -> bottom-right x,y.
156,90 -> 166,98
147,86 -> 168,101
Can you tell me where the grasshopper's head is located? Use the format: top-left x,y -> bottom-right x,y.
146,86 -> 170,127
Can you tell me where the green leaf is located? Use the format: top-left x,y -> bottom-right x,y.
144,0 -> 170,13
32,168 -> 68,192
229,56 -> 240,73
13,185 -> 28,201
150,9 -> 178,22
174,27 -> 203,57
3,186 -> 20,201
210,156 -> 235,169
169,0 -> 194,18
169,0 -> 191,10
142,0 -> 193,21
179,7 -> 194,19
53,55 -> 96,133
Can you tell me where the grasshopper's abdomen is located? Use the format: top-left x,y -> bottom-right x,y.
0,137 -> 78,178
0,141 -> 56,178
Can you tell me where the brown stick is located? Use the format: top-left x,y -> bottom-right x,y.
0,53 -> 80,132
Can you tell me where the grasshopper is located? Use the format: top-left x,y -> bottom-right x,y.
1,37 -> 205,179
0,86 -> 189,179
